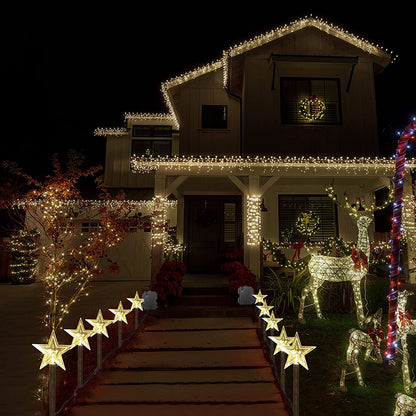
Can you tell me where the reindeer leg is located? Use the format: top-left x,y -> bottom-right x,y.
339,365 -> 347,392
311,285 -> 323,319
401,335 -> 414,395
298,285 -> 310,323
351,351 -> 365,387
351,280 -> 365,327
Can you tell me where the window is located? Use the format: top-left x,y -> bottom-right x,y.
278,195 -> 337,242
81,221 -> 100,233
132,125 -> 172,137
132,140 -> 172,156
281,78 -> 341,125
201,105 -> 228,129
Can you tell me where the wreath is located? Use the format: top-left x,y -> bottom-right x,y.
295,211 -> 320,237
318,237 -> 354,257
299,95 -> 326,121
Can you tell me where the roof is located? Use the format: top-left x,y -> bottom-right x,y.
96,16 -> 395,134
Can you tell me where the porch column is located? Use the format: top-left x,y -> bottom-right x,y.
151,174 -> 166,284
245,175 -> 262,279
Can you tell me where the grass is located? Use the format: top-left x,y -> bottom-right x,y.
271,313 -> 410,416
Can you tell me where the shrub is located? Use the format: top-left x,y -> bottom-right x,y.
264,266 -> 310,314
224,261 -> 256,293
152,261 -> 186,302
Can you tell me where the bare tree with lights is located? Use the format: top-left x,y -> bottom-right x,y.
2,151 -> 148,330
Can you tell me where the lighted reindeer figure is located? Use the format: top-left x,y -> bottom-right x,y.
397,290 -> 416,395
339,308 -> 384,390
298,186 -> 392,326
394,393 -> 416,416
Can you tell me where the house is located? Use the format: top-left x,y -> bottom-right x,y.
95,16 -> 415,283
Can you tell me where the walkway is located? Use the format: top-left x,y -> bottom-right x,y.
65,274 -> 290,415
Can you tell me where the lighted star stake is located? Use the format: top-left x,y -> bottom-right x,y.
256,300 -> 274,317
262,311 -> 283,332
253,289 -> 267,304
64,318 -> 93,350
64,318 -> 93,388
269,326 -> 294,355
32,330 -> 71,370
280,332 -> 316,416
109,301 -> 131,324
86,309 -> 113,338
281,332 -> 316,370
127,291 -> 144,311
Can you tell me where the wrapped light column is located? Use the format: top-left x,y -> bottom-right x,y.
151,196 -> 167,247
247,195 -> 261,246
386,119 -> 416,362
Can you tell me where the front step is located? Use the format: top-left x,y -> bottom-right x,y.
154,305 -> 254,318
174,295 -> 236,307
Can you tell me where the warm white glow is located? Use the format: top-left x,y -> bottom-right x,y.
299,214 -> 372,325
281,332 -> 316,370
127,291 -> 144,311
64,318 -> 93,350
109,301 -> 131,324
262,311 -> 283,332
32,330 -> 71,370
86,309 -> 113,338
247,195 -> 261,246
269,326 -> 294,355
253,289 -> 267,304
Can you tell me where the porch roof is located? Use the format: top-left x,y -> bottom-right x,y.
130,155 -> 413,177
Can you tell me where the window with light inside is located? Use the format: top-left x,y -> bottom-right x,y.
281,78 -> 341,125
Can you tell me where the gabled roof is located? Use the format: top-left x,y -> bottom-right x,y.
161,16 -> 394,128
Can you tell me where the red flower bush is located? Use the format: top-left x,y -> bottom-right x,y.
152,261 -> 186,302
221,260 -> 256,293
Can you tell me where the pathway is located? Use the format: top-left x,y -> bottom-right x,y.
65,274 -> 290,415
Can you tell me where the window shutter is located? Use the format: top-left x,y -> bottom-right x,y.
224,202 -> 237,243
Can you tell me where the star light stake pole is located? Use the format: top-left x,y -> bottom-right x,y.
32,330 -> 71,416
64,318 -> 93,389
281,332 -> 316,416
127,291 -> 144,330
386,118 -> 416,362
109,301 -> 131,348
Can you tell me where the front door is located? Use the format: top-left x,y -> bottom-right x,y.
184,195 -> 242,273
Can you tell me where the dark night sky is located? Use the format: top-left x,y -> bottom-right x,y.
2,4 -> 416,178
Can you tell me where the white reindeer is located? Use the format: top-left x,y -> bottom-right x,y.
397,290 -> 416,395
339,308 -> 384,390
394,393 -> 416,416
298,186 -> 392,326
298,213 -> 372,326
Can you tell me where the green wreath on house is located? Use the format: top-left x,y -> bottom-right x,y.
295,211 -> 320,237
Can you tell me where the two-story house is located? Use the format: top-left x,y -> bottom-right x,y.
95,17 -> 412,283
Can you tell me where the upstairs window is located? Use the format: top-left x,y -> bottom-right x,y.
132,125 -> 172,137
281,78 -> 341,125
201,105 -> 228,129
132,140 -> 172,157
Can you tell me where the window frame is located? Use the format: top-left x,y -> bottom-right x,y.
280,77 -> 342,126
132,124 -> 173,138
278,194 -> 338,243
201,105 -> 228,129
131,139 -> 172,157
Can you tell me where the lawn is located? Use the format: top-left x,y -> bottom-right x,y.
271,312 -> 411,416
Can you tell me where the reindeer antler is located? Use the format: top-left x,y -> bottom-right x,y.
326,185 -> 393,217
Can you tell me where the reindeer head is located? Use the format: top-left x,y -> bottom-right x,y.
355,214 -> 373,229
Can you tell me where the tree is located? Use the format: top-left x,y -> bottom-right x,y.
2,151 -> 148,330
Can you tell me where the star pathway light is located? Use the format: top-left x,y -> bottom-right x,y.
32,330 -> 71,370
281,332 -> 316,370
109,301 -> 131,324
269,326 -> 295,355
64,318 -> 93,350
253,289 -> 267,304
86,309 -> 113,337
127,291 -> 144,311
256,301 -> 274,317
262,311 -> 283,332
